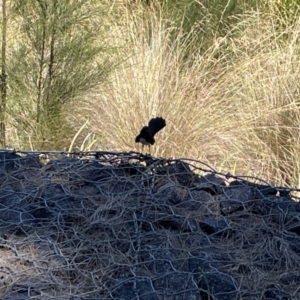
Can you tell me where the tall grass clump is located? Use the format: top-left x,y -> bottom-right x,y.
220,9 -> 300,186
83,4 -> 243,158
78,1 -> 300,186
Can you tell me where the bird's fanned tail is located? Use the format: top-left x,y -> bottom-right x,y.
148,117 -> 166,136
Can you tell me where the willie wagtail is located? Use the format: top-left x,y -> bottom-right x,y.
135,117 -> 166,152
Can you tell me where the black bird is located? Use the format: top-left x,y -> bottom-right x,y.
135,117 -> 166,152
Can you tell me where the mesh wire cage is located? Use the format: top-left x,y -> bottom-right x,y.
0,150 -> 299,300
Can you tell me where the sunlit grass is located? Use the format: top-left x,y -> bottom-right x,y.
74,2 -> 300,186
4,0 -> 300,186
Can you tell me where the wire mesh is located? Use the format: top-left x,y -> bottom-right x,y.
0,150 -> 299,300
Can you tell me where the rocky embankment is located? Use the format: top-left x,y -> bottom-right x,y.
0,151 -> 299,300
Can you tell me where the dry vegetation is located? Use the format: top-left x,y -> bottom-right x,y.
5,0 -> 300,185
1,2 -> 300,299
0,151 -> 299,299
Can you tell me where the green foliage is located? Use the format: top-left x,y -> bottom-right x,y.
272,0 -> 300,20
7,0 -> 112,149
259,0 -> 300,34
157,0 -> 260,54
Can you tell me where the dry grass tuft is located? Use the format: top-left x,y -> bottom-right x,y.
69,5 -> 300,186
4,1 -> 300,186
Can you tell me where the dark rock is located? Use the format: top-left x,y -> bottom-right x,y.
3,291 -> 32,300
289,223 -> 300,235
154,182 -> 187,205
194,174 -> 225,195
146,248 -> 177,274
199,217 -> 229,236
183,190 -> 221,217
157,160 -> 197,187
248,196 -> 300,224
182,218 -> 199,232
284,232 -> 300,254
189,251 -> 232,277
0,151 -> 21,160
154,214 -> 187,231
118,161 -> 147,176
262,284 -> 291,300
112,277 -> 159,300
0,190 -> 21,207
177,190 -> 214,211
153,272 -> 199,300
220,183 -> 256,202
0,152 -> 298,300
219,199 -> 245,215
0,152 -> 42,173
235,264 -> 251,274
197,271 -> 237,300
278,273 -> 300,296
45,156 -> 82,171
229,180 -> 278,198
27,206 -> 53,220
0,209 -> 35,226
189,252 -> 215,273
95,176 -> 137,196
77,161 -> 112,182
